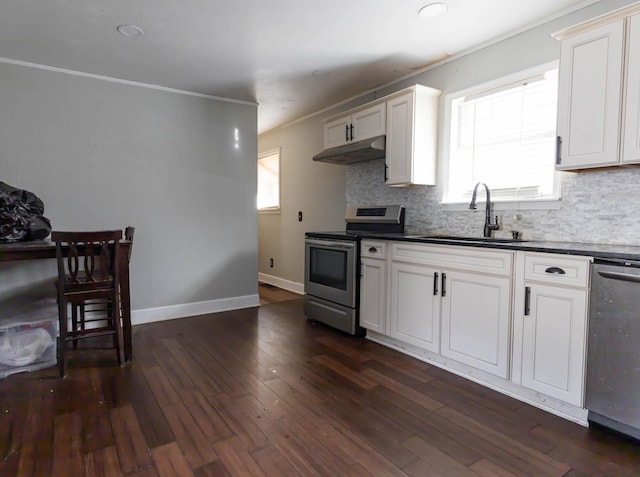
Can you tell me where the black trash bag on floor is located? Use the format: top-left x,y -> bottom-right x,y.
0,182 -> 52,242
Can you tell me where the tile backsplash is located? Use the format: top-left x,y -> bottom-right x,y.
346,159 -> 640,245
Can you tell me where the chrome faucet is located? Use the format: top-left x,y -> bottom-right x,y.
469,182 -> 500,238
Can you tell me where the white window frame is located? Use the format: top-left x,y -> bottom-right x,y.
257,148 -> 281,213
441,61 -> 562,211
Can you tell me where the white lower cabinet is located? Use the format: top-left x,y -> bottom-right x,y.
387,243 -> 513,365
359,241 -> 594,416
359,240 -> 388,334
514,252 -> 591,407
520,283 -> 588,406
360,257 -> 386,333
441,270 -> 512,378
388,261 -> 441,352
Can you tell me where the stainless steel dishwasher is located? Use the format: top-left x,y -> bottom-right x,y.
586,258 -> 640,440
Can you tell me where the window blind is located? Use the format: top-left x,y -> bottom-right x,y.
446,68 -> 559,203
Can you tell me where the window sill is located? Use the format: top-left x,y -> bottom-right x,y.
440,198 -> 561,212
258,208 -> 281,215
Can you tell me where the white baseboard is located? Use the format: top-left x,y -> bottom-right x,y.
258,273 -> 304,295
131,294 -> 260,326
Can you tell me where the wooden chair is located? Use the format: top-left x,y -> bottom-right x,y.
76,226 -> 135,332
52,230 -> 124,376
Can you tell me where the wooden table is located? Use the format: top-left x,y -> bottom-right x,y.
0,239 -> 133,362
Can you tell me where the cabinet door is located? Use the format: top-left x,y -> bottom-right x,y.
388,261 -> 440,352
623,13 -> 640,164
360,257 -> 386,333
521,283 -> 588,406
441,271 -> 512,378
324,115 -> 351,149
385,92 -> 414,185
556,20 -> 624,169
352,103 -> 386,142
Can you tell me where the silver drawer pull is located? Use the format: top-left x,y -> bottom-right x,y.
545,266 -> 566,275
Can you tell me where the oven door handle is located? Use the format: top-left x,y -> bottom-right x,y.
305,239 -> 355,250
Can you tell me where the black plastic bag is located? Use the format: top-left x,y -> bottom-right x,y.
0,182 -> 52,242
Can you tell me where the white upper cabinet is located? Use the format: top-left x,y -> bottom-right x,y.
324,116 -> 351,149
385,86 -> 441,186
555,5 -> 640,170
623,13 -> 640,163
320,84 -> 440,186
556,20 -> 624,169
323,103 -> 386,149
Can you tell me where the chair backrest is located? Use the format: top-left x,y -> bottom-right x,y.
124,226 -> 135,262
51,230 -> 122,293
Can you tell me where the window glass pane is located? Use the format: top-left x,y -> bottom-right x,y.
445,67 -> 559,204
258,150 -> 280,210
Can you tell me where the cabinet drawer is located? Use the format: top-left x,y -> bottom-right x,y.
361,240 -> 387,259
524,253 -> 591,288
391,242 -> 512,276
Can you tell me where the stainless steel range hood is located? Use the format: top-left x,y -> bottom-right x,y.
312,135 -> 385,164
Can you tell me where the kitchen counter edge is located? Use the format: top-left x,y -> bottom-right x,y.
362,235 -> 640,262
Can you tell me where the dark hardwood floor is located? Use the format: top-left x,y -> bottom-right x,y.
258,283 -> 301,305
1,295 -> 639,476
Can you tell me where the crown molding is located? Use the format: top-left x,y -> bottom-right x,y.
552,0 -> 640,39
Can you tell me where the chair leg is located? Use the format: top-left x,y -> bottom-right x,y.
58,301 -> 68,377
113,299 -> 125,366
71,304 -> 79,350
107,301 -> 118,349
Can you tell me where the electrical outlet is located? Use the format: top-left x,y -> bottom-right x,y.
298,211 -> 303,222
269,258 -> 274,268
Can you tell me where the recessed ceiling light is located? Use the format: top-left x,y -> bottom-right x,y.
116,24 -> 144,38
418,3 -> 448,19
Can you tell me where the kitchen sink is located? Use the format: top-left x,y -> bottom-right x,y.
407,235 -> 528,243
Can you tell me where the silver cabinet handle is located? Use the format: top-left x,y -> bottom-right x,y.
524,286 -> 531,316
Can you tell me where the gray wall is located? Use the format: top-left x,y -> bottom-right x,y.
258,111 -> 352,288
258,0 -> 640,291
0,63 -> 258,318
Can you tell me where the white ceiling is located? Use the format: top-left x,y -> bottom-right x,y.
0,0 -> 596,134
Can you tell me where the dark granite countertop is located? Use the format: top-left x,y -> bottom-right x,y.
361,234 -> 640,261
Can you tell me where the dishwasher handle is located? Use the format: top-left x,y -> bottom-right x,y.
597,269 -> 640,284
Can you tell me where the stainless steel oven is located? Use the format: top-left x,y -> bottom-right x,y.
304,205 -> 405,336
304,236 -> 359,335
305,238 -> 356,307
